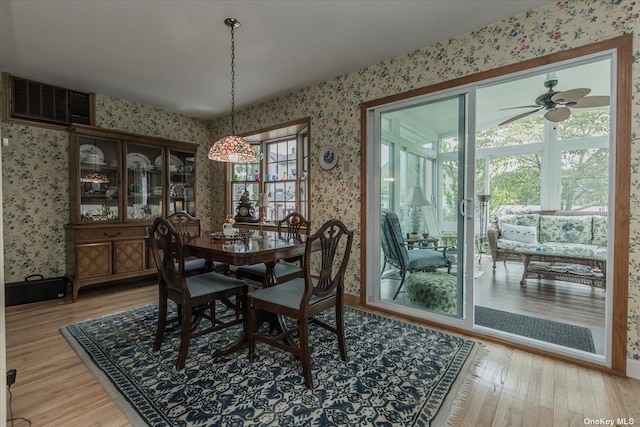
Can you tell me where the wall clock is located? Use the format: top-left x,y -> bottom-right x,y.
319,146 -> 338,170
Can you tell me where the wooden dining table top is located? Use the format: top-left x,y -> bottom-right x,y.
183,231 -> 311,266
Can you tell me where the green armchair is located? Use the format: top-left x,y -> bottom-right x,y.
380,210 -> 453,299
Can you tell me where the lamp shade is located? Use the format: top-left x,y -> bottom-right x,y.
405,186 -> 431,206
208,135 -> 257,163
256,192 -> 269,208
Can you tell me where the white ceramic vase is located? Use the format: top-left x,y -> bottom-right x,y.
222,223 -> 237,236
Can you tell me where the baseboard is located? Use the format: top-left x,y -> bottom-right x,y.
627,358 -> 640,379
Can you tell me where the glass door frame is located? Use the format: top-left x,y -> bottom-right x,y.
360,37 -> 631,375
365,86 -> 477,330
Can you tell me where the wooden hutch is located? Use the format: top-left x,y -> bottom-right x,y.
66,125 -> 199,301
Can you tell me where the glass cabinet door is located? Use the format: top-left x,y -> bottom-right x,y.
79,137 -> 120,222
168,150 -> 196,216
125,142 -> 163,220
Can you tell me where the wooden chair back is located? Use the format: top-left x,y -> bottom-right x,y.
149,216 -> 188,297
167,212 -> 202,238
301,218 -> 354,306
277,212 -> 311,263
277,212 -> 310,238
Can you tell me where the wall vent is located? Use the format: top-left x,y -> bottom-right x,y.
2,72 -> 94,128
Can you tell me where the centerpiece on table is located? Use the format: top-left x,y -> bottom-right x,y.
222,214 -> 238,237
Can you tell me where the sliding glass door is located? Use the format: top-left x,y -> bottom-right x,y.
366,52 -> 614,363
368,90 -> 474,323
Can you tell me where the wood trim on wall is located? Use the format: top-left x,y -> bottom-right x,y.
359,34 -> 632,377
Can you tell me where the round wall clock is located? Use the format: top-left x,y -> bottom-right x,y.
319,146 -> 338,170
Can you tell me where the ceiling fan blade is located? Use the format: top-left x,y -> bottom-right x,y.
551,88 -> 591,103
499,105 -> 540,110
544,106 -> 571,122
498,107 -> 543,126
571,95 -> 610,108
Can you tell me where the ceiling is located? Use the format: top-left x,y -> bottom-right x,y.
385,57 -> 612,139
0,0 -> 551,120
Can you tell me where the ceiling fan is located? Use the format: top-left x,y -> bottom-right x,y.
498,78 -> 610,126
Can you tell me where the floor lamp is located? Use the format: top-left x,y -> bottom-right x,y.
477,194 -> 491,263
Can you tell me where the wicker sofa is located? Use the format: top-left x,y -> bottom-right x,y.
487,211 -> 608,279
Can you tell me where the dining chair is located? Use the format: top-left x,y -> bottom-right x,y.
149,216 -> 248,370
167,212 -> 229,275
380,210 -> 454,299
248,218 -> 354,389
235,212 -> 310,285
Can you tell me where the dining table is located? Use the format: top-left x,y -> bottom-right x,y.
183,230 -> 313,287
183,230 -> 317,351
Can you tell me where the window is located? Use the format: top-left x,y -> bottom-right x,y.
228,119 -> 310,222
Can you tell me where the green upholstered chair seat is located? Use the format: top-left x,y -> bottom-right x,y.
405,271 -> 457,314
176,259 -> 229,276
186,272 -> 247,298
236,263 -> 302,281
249,278 -> 334,309
406,249 -> 451,270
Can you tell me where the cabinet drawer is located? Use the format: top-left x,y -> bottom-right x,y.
75,227 -> 148,242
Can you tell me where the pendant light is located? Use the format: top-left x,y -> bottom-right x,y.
208,18 -> 257,163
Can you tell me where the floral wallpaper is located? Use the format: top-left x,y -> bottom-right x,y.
211,0 -> 640,360
2,0 -> 640,361
0,80 -> 212,285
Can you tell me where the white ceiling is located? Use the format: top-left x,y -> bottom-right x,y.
0,0 -> 551,120
385,57 -> 612,137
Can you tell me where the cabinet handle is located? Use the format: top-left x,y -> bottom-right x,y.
103,231 -> 121,238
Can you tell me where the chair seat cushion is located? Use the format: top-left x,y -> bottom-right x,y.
236,263 -> 302,279
177,258 -> 229,274
406,249 -> 449,270
186,272 -> 247,298
183,258 -> 206,273
405,271 -> 457,314
250,279 -> 334,310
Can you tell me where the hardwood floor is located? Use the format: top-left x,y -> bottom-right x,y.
381,259 -> 606,354
5,277 -> 639,426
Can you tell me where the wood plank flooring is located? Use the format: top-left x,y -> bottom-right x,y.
4,277 -> 639,426
381,259 -> 606,354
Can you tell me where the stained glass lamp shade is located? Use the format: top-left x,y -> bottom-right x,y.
208,135 -> 256,163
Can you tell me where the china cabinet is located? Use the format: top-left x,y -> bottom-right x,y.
65,125 -> 198,301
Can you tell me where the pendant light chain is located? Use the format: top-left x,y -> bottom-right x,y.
208,18 -> 256,163
230,23 -> 236,135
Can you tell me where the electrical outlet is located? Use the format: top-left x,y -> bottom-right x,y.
7,369 -> 16,387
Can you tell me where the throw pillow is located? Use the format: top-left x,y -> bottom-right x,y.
500,223 -> 538,244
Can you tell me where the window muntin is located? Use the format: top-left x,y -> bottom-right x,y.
227,122 -> 309,222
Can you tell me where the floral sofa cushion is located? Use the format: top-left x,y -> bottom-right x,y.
539,215 -> 592,245
592,216 -> 608,247
499,213 -> 540,228
500,223 -> 538,243
496,239 -> 539,251
539,242 -> 600,257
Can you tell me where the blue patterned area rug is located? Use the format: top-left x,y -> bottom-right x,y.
61,303 -> 482,426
